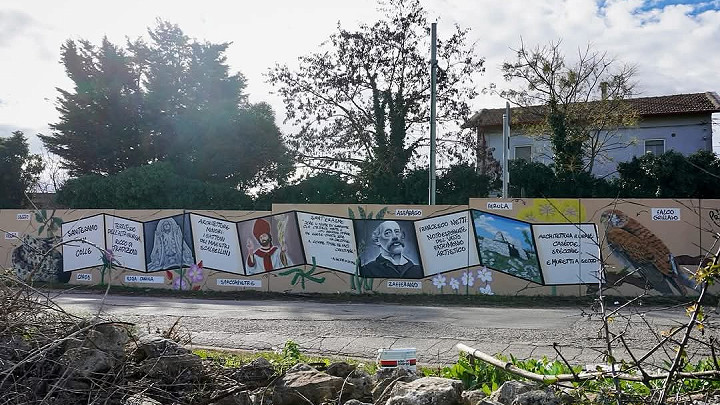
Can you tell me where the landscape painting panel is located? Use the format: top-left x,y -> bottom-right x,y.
471,210 -> 542,284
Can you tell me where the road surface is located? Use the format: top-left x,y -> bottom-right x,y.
51,291 -> 712,366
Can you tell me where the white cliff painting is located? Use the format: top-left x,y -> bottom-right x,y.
471,210 -> 542,284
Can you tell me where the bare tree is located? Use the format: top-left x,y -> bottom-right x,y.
492,39 -> 638,174
267,0 -> 485,199
34,148 -> 69,193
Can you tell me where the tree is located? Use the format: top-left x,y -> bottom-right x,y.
255,173 -> 361,209
55,162 -> 252,209
267,0 -> 485,202
132,20 -> 292,188
615,150 -> 720,198
496,39 -> 637,174
436,163 -> 498,204
41,20 -> 292,189
476,132 -> 502,180
383,164 -> 497,204
40,38 -> 146,176
508,159 -> 556,197
0,131 -> 44,207
508,159 -> 616,198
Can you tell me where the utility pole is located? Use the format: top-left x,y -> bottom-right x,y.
428,22 -> 437,205
502,102 -> 510,198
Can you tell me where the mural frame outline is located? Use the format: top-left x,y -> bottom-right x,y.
143,213 -> 196,273
295,210 -> 359,275
469,209 -> 545,285
237,211 -> 306,275
104,213 -> 147,273
353,217 -> 425,280
188,212 -> 245,275
413,210 -> 482,277
61,213 -> 107,273
532,221 -> 603,286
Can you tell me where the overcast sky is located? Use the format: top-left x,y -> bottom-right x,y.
1,0 -> 718,155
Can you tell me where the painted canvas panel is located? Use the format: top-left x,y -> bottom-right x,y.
105,215 -> 146,272
237,213 -> 304,275
471,210 -> 542,284
190,214 -> 242,274
589,200 -> 701,296
533,223 -> 601,285
62,214 -> 105,272
355,219 -> 424,279
297,212 -> 357,274
415,211 -> 480,276
143,214 -> 195,272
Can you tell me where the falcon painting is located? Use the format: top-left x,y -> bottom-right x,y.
600,209 -> 697,296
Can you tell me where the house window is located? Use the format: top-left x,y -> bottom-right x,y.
514,145 -> 532,161
644,139 -> 665,155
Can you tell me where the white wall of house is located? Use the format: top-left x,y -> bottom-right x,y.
481,113 -> 714,178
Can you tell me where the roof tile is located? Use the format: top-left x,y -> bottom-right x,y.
464,92 -> 720,128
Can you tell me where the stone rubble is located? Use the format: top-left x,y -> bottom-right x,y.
3,322 -> 717,404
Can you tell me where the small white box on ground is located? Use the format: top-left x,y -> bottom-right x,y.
377,348 -> 417,371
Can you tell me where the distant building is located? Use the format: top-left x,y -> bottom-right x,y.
463,92 -> 720,177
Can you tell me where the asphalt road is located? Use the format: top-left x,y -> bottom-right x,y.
51,291 -> 714,367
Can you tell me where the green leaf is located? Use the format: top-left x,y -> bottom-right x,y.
358,206 -> 366,219
348,208 -> 355,219
376,207 -> 388,219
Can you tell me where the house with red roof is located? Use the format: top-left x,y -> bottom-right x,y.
463,92 -> 720,178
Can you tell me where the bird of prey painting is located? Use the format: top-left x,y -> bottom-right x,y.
600,209 -> 697,295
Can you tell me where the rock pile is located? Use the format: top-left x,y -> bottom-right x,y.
0,317 -> 565,405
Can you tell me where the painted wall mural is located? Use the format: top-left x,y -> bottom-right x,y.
190,214 -> 242,274
532,223 -> 601,285
4,198 -> 718,296
297,212 -> 357,274
62,214 -> 105,272
518,199 -> 586,223
600,208 -> 697,295
105,215 -> 146,272
471,210 -> 542,284
237,213 -> 304,275
11,209 -> 65,283
415,211 -> 480,276
355,219 -> 424,279
143,215 -> 195,272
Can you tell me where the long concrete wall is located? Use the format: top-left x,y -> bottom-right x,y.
1,199 -> 717,297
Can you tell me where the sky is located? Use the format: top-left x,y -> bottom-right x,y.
1,0 -> 719,161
